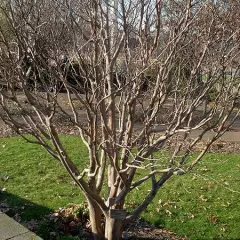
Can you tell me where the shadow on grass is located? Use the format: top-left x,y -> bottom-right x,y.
0,191 -> 60,239
0,191 -> 51,220
0,192 -> 93,240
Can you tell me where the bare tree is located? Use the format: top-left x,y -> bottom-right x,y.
0,0 -> 240,239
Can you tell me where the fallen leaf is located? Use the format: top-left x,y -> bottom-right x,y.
69,221 -> 76,227
163,202 -> 170,206
189,214 -> 195,219
0,187 -> 6,192
165,210 -> 172,217
209,215 -> 218,223
50,232 -> 57,236
221,225 -> 227,232
1,175 -> 11,182
224,182 -> 229,186
199,195 -> 208,202
0,202 -> 9,208
14,213 -> 21,222
23,219 -> 39,231
0,202 -> 10,213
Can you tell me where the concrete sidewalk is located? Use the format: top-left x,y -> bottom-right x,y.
0,211 -> 42,240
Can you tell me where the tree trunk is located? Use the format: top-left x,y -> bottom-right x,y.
104,217 -> 123,240
88,199 -> 104,240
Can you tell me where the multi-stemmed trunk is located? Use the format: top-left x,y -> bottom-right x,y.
88,199 -> 124,240
88,199 -> 104,240
104,217 -> 123,240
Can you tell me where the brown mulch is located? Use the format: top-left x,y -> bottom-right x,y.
126,222 -> 187,240
45,203 -> 187,240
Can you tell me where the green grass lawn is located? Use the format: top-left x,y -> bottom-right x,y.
0,136 -> 240,240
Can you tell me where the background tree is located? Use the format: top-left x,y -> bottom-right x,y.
0,0 -> 240,239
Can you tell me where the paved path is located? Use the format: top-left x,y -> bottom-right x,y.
0,211 -> 42,240
188,129 -> 240,142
